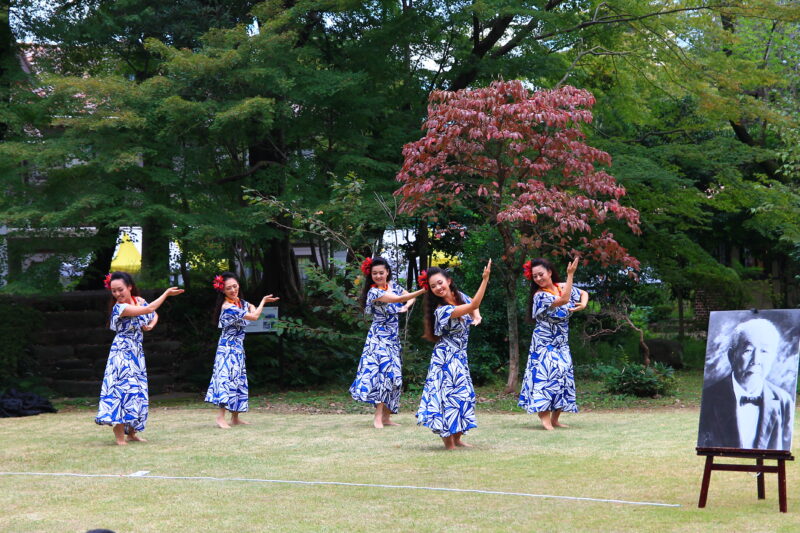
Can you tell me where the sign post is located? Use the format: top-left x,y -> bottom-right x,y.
244,306 -> 279,334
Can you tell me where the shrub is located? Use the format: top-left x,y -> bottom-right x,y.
680,337 -> 708,370
603,362 -> 676,397
574,363 -> 620,381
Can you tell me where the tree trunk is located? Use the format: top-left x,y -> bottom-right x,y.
677,292 -> 685,340
623,312 -> 650,367
248,130 -> 306,306
74,225 -> 118,290
140,218 -> 171,283
416,219 -> 429,272
260,236 -> 304,308
503,270 -> 521,393
178,239 -> 190,290
0,1 -> 15,142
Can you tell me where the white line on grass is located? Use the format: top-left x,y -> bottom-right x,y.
0,471 -> 680,508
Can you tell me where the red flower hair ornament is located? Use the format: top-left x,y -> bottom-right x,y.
417,270 -> 429,290
360,257 -> 373,276
213,275 -> 225,292
523,260 -> 533,282
103,273 -> 112,290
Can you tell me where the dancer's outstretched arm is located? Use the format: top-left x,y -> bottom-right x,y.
375,287 -> 427,304
451,260 -> 492,319
120,287 -> 184,317
244,295 -> 280,321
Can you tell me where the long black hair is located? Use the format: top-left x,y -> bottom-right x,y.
422,267 -> 465,342
359,257 -> 393,308
526,258 -> 560,324
213,271 -> 239,324
106,271 -> 140,323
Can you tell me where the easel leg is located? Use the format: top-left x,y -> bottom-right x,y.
699,456 -> 714,508
778,459 -> 788,513
757,458 -> 765,500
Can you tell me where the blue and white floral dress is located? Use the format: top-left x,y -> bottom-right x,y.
349,282 -> 405,413
95,298 -> 154,433
205,300 -> 250,413
518,286 -> 581,414
417,293 -> 477,437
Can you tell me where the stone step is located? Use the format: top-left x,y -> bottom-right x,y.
42,310 -> 106,329
18,290 -> 110,312
48,379 -> 100,397
36,327 -> 172,346
148,374 -> 171,395
49,373 -> 173,397
74,344 -> 111,360
35,327 -> 114,346
31,344 -> 75,361
50,367 -> 98,381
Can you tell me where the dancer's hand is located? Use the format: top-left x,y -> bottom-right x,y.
471,315 -> 482,326
164,287 -> 185,297
482,259 -> 492,280
566,256 -> 579,276
399,298 -> 415,312
568,301 -> 586,313
261,295 -> 280,304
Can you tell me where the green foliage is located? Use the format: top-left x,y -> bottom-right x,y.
679,337 -> 709,371
604,362 -> 676,398
5,0 -> 800,394
574,362 -> 621,381
460,224 -> 522,385
0,256 -> 66,295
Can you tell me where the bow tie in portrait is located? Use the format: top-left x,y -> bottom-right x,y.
739,395 -> 763,406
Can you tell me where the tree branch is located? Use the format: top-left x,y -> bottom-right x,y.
216,160 -> 281,184
554,44 -> 630,88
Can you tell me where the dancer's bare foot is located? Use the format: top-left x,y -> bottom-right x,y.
551,410 -> 568,428
373,403 -> 387,428
216,416 -> 231,429
442,435 -> 456,450
538,411 -> 554,430
113,425 -> 127,445
452,432 -> 472,447
127,432 -> 147,442
230,417 -> 250,426
382,417 -> 400,426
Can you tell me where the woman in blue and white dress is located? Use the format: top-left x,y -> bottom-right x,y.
417,260 -> 491,450
95,271 -> 184,445
206,271 -> 279,429
518,257 -> 588,430
350,257 -> 427,428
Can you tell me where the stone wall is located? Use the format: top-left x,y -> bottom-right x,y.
18,290 -> 182,397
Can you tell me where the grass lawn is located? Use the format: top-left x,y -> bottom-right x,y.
2,372 -> 799,532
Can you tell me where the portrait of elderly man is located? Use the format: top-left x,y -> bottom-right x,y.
698,317 -> 795,450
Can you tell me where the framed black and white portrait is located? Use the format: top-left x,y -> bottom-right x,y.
697,310 -> 800,451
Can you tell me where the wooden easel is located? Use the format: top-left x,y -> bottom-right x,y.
697,447 -> 794,512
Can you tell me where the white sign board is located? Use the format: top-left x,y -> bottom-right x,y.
245,306 -> 279,334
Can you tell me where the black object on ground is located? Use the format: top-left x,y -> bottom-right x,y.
0,389 -> 58,418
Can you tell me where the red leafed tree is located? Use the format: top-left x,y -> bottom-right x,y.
395,80 -> 641,392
